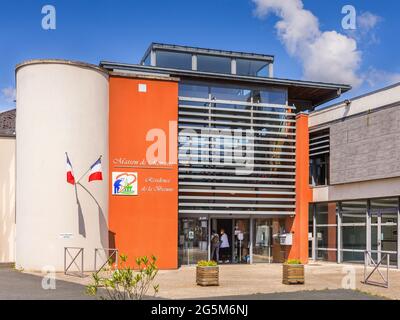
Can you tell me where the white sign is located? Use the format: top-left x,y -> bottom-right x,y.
188,231 -> 194,240
138,83 -> 147,92
59,233 -> 73,239
112,172 -> 138,196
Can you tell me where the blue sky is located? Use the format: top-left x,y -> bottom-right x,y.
0,0 -> 399,111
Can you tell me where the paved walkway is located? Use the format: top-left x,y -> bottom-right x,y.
0,268 -> 93,300
22,262 -> 400,300
0,267 -> 383,300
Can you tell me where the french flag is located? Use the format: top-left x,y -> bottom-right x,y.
66,154 -> 75,185
88,158 -> 103,182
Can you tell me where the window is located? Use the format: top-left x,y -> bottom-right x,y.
314,203 -> 338,262
142,53 -> 151,66
236,58 -> 269,77
155,50 -> 192,70
179,83 -> 209,99
340,200 -> 367,263
253,88 -> 287,105
197,54 -> 231,74
309,129 -> 330,186
210,85 -> 252,102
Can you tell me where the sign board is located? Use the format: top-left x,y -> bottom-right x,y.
188,231 -> 194,240
112,172 -> 138,196
59,233 -> 73,239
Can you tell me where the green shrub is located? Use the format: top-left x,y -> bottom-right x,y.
197,260 -> 218,267
86,254 -> 159,300
285,259 -> 302,265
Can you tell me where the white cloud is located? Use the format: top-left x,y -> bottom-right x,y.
1,86 -> 16,103
363,68 -> 400,88
253,0 -> 363,87
347,11 -> 383,45
358,11 -> 381,32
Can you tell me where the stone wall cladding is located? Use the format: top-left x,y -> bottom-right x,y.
330,105 -> 400,185
0,109 -> 16,136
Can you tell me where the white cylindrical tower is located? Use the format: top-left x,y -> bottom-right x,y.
16,60 -> 109,271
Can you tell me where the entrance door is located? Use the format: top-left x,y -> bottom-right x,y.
252,219 -> 273,263
211,219 -> 250,264
211,219 -> 233,263
178,217 -> 208,265
233,219 -> 250,264
370,208 -> 397,266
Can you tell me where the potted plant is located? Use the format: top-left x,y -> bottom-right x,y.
282,259 -> 305,285
196,260 -> 219,286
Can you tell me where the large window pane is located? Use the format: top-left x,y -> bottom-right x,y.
179,83 -> 209,99
178,217 -> 208,265
315,203 -> 337,225
316,226 -> 337,249
197,54 -> 231,74
341,226 -> 366,263
341,200 -> 367,224
236,58 -> 269,77
253,88 -> 287,105
210,85 -> 252,102
156,50 -> 192,70
317,250 -> 337,262
253,219 -> 272,263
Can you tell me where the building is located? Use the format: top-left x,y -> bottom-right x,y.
3,43 -> 397,271
308,83 -> 400,268
0,109 -> 16,264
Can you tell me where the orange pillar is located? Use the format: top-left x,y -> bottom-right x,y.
287,112 -> 312,263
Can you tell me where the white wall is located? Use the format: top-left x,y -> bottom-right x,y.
313,176 -> 400,202
0,137 -> 15,263
16,61 -> 109,271
309,83 -> 400,128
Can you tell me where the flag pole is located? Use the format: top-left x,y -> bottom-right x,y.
76,155 -> 103,184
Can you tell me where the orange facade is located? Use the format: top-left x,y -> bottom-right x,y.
108,75 -> 179,269
108,75 -> 311,268
286,113 -> 312,263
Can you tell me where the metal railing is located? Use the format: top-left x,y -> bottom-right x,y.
64,247 -> 84,278
363,251 -> 390,288
94,248 -> 119,275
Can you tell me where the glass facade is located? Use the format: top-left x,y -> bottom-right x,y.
314,203 -> 337,262
156,50 -> 192,70
236,58 -> 269,77
252,219 -> 273,263
178,217 -> 208,265
310,197 -> 399,268
178,81 -> 295,217
197,54 -> 231,74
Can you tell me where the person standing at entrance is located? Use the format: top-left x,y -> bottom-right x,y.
220,229 -> 230,263
210,230 -> 220,263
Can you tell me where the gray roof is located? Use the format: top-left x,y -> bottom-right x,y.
0,109 -> 16,136
140,43 -> 275,65
100,61 -> 351,109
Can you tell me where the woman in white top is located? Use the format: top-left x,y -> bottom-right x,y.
219,229 -> 230,263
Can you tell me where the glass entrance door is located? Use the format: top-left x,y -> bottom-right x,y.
178,217 -> 208,265
252,219 -> 272,263
370,198 -> 398,267
233,219 -> 250,264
